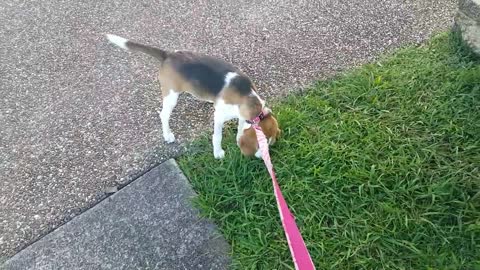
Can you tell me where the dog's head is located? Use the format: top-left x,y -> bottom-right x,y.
238,110 -> 281,157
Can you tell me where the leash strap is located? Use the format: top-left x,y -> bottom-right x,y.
253,125 -> 316,270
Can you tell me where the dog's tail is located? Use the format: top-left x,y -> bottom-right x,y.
106,34 -> 168,62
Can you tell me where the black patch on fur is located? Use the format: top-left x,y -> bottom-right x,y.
178,62 -> 225,94
175,55 -> 251,96
230,75 -> 253,96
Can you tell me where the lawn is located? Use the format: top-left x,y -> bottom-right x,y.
178,32 -> 480,269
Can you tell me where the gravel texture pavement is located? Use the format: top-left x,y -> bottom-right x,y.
0,0 -> 457,258
3,160 -> 230,270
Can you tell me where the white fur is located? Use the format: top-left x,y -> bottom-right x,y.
160,90 -> 179,143
213,99 -> 241,159
224,72 -> 238,87
106,34 -> 128,50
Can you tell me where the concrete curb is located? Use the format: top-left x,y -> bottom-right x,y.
2,159 -> 231,270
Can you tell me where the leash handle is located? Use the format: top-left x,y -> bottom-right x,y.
253,126 -> 316,270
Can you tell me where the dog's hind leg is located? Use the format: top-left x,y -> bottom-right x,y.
160,89 -> 179,143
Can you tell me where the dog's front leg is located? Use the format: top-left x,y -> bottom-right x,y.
236,118 -> 247,146
212,100 -> 240,159
212,113 -> 225,159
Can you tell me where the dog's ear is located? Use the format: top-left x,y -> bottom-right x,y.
259,113 -> 280,144
239,129 -> 258,157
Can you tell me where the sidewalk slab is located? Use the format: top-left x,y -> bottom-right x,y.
2,159 -> 230,270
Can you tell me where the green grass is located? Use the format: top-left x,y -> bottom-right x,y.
178,32 -> 480,269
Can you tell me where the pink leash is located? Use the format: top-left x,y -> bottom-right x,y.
253,125 -> 316,270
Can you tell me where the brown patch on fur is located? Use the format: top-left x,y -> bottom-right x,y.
239,114 -> 281,156
221,87 -> 245,104
158,65 -> 194,97
221,89 -> 264,119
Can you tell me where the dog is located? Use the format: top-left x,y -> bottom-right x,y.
106,34 -> 280,159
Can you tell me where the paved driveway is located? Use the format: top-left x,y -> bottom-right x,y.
0,0 -> 456,258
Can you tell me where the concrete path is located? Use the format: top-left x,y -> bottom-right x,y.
1,0 -> 456,259
2,160 -> 230,270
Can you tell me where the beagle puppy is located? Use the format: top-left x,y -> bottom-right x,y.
106,34 -> 280,159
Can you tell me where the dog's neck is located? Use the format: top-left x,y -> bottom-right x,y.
246,109 -> 269,125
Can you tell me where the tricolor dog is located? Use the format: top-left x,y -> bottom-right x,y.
106,34 -> 280,159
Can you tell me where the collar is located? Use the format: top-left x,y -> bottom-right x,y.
246,109 -> 268,125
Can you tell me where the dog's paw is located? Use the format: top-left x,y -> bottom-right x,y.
214,149 -> 225,159
163,132 -> 176,143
